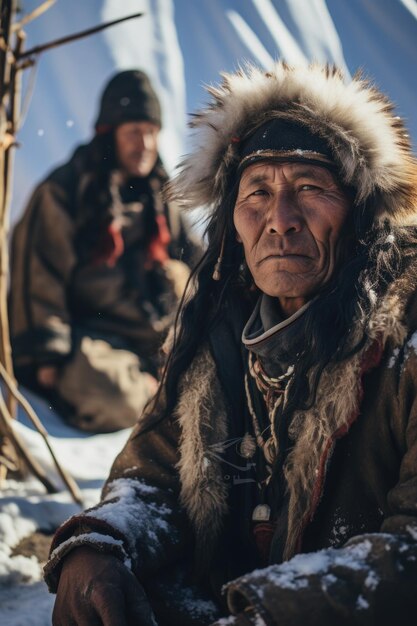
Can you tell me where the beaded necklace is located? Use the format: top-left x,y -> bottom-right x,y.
244,351 -> 294,466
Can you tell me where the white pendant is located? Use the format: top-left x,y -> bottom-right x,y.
252,504 -> 271,522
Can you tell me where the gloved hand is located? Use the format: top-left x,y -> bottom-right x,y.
52,546 -> 157,625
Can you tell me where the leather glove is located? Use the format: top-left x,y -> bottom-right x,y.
52,545 -> 157,625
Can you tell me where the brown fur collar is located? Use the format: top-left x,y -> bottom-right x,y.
175,291 -> 408,563
175,347 -> 229,564
283,292 -> 406,559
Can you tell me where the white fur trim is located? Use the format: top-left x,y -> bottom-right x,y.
168,63 -> 417,222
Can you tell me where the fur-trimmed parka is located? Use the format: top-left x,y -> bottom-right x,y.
9,141 -> 200,417
45,263 -> 417,625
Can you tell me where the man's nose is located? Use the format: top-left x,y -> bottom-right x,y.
141,132 -> 155,151
134,133 -> 146,151
266,193 -> 303,236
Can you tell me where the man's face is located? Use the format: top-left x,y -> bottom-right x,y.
114,121 -> 160,178
233,161 -> 351,317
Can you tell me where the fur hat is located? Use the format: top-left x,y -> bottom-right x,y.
168,63 -> 417,223
95,70 -> 161,132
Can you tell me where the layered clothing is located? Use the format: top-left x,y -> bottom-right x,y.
10,141 -> 200,430
44,258 -> 417,625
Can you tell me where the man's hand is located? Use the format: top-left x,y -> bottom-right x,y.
52,546 -> 157,625
37,365 -> 59,388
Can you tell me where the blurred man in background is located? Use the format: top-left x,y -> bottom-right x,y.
9,69 -> 200,433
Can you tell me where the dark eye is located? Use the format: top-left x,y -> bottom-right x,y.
299,184 -> 321,192
251,189 -> 268,196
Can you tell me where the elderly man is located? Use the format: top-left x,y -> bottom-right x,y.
10,70 -> 199,433
45,64 -> 417,625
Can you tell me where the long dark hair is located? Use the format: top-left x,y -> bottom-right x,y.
79,132 -> 117,211
72,132 -> 118,259
158,182 -> 416,422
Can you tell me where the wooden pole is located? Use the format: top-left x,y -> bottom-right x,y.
0,0 -> 19,483
0,25 -> 24,417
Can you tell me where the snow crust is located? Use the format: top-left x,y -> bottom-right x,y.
364,570 -> 379,591
407,332 -> 417,353
234,540 -> 377,600
406,524 -> 417,540
403,332 -> 417,367
48,531 -> 132,570
388,347 -> 400,368
357,595 -> 370,610
0,387 -> 131,624
85,478 -> 176,563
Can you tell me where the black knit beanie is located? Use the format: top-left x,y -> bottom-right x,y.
95,70 -> 162,132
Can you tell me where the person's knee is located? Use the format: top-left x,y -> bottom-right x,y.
68,394 -> 139,433
55,339 -> 158,433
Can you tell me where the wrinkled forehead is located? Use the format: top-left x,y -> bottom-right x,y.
237,159 -> 342,189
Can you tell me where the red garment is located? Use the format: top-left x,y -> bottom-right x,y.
146,213 -> 171,266
92,221 -> 124,267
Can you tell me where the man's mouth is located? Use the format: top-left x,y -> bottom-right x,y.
259,253 -> 312,265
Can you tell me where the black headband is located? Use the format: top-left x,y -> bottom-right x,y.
237,117 -> 335,174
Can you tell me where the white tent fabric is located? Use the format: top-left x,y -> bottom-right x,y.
11,0 -> 417,223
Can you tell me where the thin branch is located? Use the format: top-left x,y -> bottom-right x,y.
16,60 -> 38,130
0,392 -> 57,494
18,12 -> 143,60
0,452 -> 17,471
16,58 -> 35,71
0,361 -> 83,505
11,0 -> 56,32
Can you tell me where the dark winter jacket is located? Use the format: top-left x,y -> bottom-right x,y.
44,258 -> 417,626
9,142 -> 201,381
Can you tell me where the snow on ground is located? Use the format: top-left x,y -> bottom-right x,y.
0,386 -> 131,624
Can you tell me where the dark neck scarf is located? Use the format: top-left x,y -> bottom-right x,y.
242,294 -> 312,378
